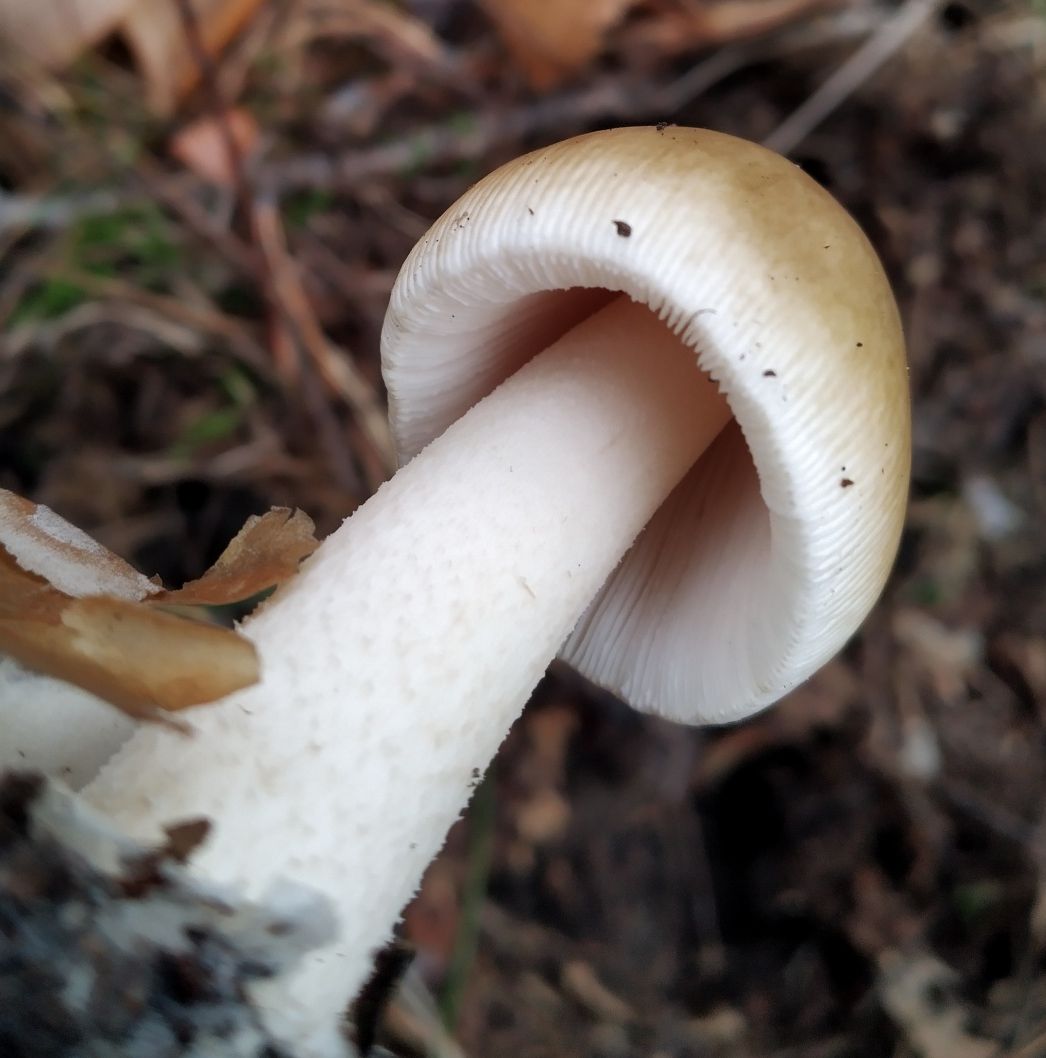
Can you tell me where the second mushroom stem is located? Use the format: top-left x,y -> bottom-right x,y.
84,295 -> 731,1055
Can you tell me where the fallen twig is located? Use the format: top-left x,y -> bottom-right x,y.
0,8 -> 879,228
763,0 -> 943,155
252,197 -> 394,488
254,8 -> 880,192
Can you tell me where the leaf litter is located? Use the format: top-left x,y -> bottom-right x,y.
0,492 -> 319,720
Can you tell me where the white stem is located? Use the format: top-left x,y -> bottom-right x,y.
84,296 -> 730,1056
0,660 -> 135,788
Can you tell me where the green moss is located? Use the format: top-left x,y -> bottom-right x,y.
9,201 -> 187,327
72,203 -> 181,284
170,406 -> 246,459
283,189 -> 335,228
9,278 -> 88,325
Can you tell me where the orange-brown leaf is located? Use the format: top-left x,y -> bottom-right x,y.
694,0 -> 828,42
477,0 -> 641,88
154,507 -> 319,607
0,547 -> 259,719
121,0 -> 266,115
0,0 -> 133,68
169,108 -> 260,187
638,0 -> 829,55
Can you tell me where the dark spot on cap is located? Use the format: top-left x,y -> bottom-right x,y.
613,220 -> 632,237
763,369 -> 777,378
527,206 -> 534,215
841,478 -> 855,488
856,342 -> 864,348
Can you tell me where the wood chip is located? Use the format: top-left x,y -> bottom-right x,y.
0,496 -> 320,721
0,547 -> 259,720
154,508 -> 319,607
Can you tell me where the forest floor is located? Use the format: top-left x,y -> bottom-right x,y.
1,1 -> 1045,1056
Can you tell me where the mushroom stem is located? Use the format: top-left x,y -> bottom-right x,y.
84,296 -> 731,1056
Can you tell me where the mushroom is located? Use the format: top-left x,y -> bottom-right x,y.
81,127 -> 910,1056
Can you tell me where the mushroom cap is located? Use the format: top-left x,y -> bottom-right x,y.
380,126 -> 910,725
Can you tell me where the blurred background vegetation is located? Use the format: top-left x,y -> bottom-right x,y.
1,1 -> 1045,1055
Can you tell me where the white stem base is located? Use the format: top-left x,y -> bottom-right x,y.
0,658 -> 136,788
85,297 -> 730,1056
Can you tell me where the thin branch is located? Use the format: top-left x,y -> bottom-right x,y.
255,8 -> 879,192
169,0 -> 393,493
0,8 -> 878,229
763,0 -> 943,155
252,197 -> 394,488
169,0 -> 258,229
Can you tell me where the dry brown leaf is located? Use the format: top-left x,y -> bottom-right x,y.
121,0 -> 266,115
297,0 -> 446,68
169,108 -> 260,186
477,0 -> 641,88
0,0 -> 264,114
694,0 -> 828,40
154,508 -> 319,607
477,0 -> 825,86
0,547 -> 258,719
0,0 -> 132,68
637,0 -> 830,55
0,489 -> 156,602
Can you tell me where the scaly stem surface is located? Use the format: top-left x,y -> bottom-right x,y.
86,296 -> 731,1056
